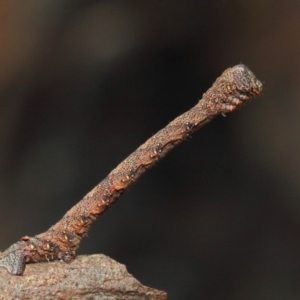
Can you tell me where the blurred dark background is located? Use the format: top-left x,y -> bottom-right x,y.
0,1 -> 300,299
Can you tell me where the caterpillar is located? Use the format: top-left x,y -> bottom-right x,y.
0,64 -> 262,275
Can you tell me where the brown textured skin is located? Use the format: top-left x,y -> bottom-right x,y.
0,64 -> 262,275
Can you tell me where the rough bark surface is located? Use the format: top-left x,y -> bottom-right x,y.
0,254 -> 167,300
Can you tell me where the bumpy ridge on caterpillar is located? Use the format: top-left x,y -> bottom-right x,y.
0,64 -> 262,275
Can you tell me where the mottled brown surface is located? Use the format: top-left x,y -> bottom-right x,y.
0,65 -> 262,275
0,254 -> 167,300
0,2 -> 298,298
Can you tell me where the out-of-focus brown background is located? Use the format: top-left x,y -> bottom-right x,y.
0,1 -> 300,299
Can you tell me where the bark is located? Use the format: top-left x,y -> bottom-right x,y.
0,254 -> 167,300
